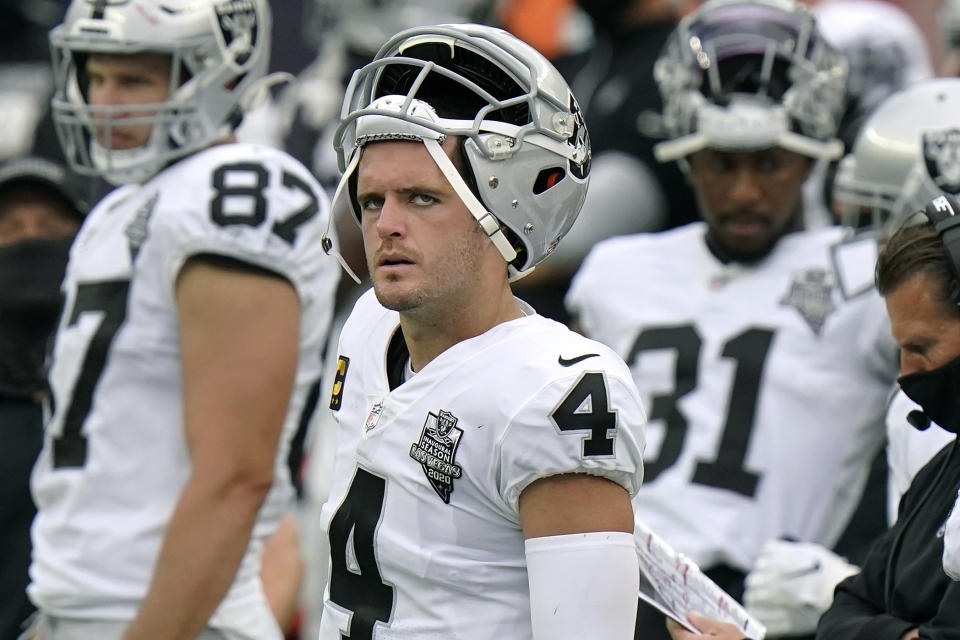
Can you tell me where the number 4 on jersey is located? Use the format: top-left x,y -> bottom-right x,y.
328,468 -> 395,640
552,372 -> 618,457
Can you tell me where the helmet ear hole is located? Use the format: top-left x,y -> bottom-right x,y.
533,168 -> 565,195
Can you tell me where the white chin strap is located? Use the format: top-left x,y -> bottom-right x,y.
420,137 -> 519,265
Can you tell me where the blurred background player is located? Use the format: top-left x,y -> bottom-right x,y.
667,195 -> 960,640
0,156 -> 86,640
26,1 -> 340,639
665,66 -> 960,640
566,1 -> 900,638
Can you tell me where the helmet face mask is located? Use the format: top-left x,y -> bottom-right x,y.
333,23 -> 591,276
833,79 -> 960,236
49,0 -> 272,185
653,0 -> 847,163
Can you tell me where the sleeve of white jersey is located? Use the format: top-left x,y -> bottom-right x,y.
149,145 -> 333,305
496,359 -> 646,515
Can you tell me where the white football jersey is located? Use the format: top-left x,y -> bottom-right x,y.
567,222 -> 899,572
29,143 -> 340,638
318,290 -> 646,640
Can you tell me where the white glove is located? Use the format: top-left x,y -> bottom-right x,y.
744,540 -> 859,637
945,490 -> 960,581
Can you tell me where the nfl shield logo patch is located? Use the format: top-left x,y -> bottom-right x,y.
364,400 -> 384,431
780,268 -> 836,335
409,410 -> 464,503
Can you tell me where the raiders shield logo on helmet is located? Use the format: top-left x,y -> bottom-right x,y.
215,0 -> 259,65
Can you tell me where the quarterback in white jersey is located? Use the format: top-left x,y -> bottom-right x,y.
27,2 -> 339,639
317,23 -> 645,640
320,291 -> 645,639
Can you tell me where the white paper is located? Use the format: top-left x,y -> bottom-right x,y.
635,520 -> 767,639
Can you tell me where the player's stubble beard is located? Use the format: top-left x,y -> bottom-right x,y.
370,222 -> 488,319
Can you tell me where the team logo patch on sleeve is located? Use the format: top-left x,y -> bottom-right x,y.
409,410 -> 463,504
329,356 -> 349,410
779,268 -> 836,335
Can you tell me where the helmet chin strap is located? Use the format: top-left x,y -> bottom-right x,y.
420,137 -> 519,267
422,138 -> 536,281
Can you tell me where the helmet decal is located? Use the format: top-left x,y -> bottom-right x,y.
924,129 -> 960,195
215,1 -> 259,66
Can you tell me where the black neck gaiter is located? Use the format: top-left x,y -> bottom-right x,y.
899,353 -> 960,435
0,236 -> 73,398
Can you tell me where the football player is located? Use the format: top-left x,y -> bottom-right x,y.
26,1 -> 340,639
317,23 -> 646,640
668,201 -> 960,640
566,1 -> 899,638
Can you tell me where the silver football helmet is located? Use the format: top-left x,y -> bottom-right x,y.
331,23 -> 591,279
653,0 -> 848,163
49,0 -> 273,185
833,78 -> 960,235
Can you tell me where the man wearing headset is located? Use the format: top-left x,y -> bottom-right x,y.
816,197 -> 960,640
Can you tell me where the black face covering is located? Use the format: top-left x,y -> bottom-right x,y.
0,236 -> 73,398
577,0 -> 635,34
898,353 -> 960,435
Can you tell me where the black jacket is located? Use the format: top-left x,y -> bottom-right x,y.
816,438 -> 960,640
0,394 -> 43,639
